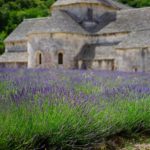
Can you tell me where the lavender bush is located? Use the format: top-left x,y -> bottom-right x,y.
0,69 -> 150,149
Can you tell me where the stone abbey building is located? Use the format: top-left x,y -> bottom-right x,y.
0,0 -> 150,72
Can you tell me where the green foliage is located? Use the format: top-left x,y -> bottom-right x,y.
74,83 -> 101,94
0,0 -> 55,54
0,31 -> 6,54
118,0 -> 150,8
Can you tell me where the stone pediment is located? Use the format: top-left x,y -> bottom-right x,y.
64,8 -> 116,33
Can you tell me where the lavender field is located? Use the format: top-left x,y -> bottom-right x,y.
0,69 -> 150,149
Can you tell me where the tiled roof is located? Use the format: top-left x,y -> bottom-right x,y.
4,19 -> 36,42
0,52 -> 28,62
99,7 -> 150,34
117,30 -> 150,49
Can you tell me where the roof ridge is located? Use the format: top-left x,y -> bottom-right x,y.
53,0 -> 129,9
118,6 -> 150,13
26,10 -> 88,36
24,17 -> 50,21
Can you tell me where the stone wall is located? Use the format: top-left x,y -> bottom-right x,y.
69,32 -> 128,70
5,30 -> 150,72
27,33 -> 88,68
27,31 -> 150,72
27,31 -> 129,70
0,62 -> 27,68
116,47 -> 150,72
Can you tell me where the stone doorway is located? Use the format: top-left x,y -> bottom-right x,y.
98,59 -> 115,71
77,60 -> 92,69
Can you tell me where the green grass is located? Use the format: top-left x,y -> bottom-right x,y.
1,96 -> 150,149
74,83 -> 101,94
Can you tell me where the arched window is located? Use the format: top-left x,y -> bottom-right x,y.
58,53 -> 63,65
39,53 -> 42,65
133,66 -> 138,72
36,52 -> 42,65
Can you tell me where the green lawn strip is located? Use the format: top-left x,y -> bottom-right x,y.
0,97 -> 150,149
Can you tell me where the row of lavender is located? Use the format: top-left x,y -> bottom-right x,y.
0,69 -> 150,104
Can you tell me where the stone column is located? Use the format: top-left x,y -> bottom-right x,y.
101,60 -> 107,70
27,42 -> 36,68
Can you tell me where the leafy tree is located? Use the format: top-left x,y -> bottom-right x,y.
0,31 -> 6,54
0,0 -> 55,54
118,0 -> 150,7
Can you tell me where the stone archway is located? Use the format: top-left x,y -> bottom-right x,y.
75,44 -> 96,69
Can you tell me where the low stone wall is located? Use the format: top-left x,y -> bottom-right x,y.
0,62 -> 27,68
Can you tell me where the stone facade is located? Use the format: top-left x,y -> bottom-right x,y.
0,0 -> 150,72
